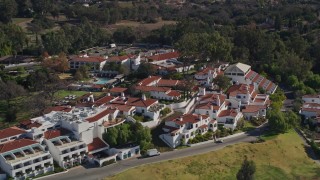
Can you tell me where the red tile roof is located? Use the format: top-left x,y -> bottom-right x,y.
199,124 -> 208,129
44,106 -> 73,114
226,84 -> 255,97
44,128 -> 72,139
109,87 -> 128,93
0,139 -> 38,153
196,67 -> 215,76
218,109 -> 239,117
19,120 -> 42,129
169,114 -> 209,125
167,90 -> 181,97
87,138 -> 108,152
94,95 -> 115,106
148,51 -> 180,62
0,127 -> 26,140
157,79 -> 180,87
107,54 -> 134,62
135,86 -> 171,92
242,105 -> 266,113
127,98 -> 157,107
303,94 -> 320,98
137,76 -> 161,86
86,108 -> 116,123
70,56 -> 106,63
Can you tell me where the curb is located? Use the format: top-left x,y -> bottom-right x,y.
34,169 -> 69,180
187,132 -> 246,147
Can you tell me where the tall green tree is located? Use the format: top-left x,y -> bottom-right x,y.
237,156 -> 256,180
0,0 -> 17,23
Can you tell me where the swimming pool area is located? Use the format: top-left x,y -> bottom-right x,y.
94,78 -> 110,85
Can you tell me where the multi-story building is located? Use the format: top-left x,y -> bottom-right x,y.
161,114 -> 217,148
0,127 -> 26,145
300,94 -> 320,118
69,55 -> 107,71
0,139 -> 54,179
44,131 -> 87,169
224,62 -> 277,94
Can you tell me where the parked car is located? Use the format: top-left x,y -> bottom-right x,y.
147,149 -> 160,157
216,139 -> 224,143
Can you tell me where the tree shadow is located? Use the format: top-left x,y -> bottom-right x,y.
303,145 -> 320,161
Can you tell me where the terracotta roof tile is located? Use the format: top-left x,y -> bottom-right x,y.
87,138 -> 108,152
148,51 -> 179,61
0,127 -> 26,140
167,90 -> 181,97
107,54 -> 134,62
44,128 -> 72,139
0,139 -> 38,153
137,76 -> 162,86
70,56 -> 106,63
109,87 -> 128,93
86,108 -> 116,123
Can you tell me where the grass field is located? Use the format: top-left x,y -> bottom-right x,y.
106,130 -> 320,180
107,20 -> 177,32
54,90 -> 105,100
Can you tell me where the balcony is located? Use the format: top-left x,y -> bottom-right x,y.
42,155 -> 51,160
23,161 -> 32,166
4,155 -> 14,161
23,149 -> 33,155
14,152 -> 25,158
33,158 -> 42,163
33,146 -> 42,152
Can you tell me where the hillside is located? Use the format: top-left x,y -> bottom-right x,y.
106,131 -> 320,180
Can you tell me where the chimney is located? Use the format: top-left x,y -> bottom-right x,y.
142,94 -> 147,101
199,87 -> 206,96
121,92 -> 125,97
179,117 -> 183,121
107,93 -> 111,96
216,95 -> 220,106
236,81 -> 239,85
89,94 -> 94,103
199,115 -> 203,121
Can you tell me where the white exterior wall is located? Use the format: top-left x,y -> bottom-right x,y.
0,150 -> 53,178
302,97 -> 320,104
300,110 -> 319,118
0,134 -> 23,145
45,139 -> 87,168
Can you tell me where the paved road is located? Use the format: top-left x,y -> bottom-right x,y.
42,129 -> 261,180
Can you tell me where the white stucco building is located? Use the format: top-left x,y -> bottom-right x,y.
160,114 -> 217,148
0,139 -> 54,179
224,62 -> 277,94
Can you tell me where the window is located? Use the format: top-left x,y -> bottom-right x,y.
206,111 -> 209,115
196,124 -> 198,128
236,95 -> 241,99
243,96 -> 246,98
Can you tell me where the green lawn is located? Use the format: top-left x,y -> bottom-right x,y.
12,18 -> 32,24
106,130 -> 320,180
54,90 -> 104,100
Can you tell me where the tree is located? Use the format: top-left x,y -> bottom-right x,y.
213,75 -> 231,91
117,124 -> 131,145
113,27 -> 136,44
104,127 -> 119,146
135,63 -> 156,79
41,31 -> 70,55
55,52 -> 70,73
237,156 -> 256,180
0,0 -> 18,23
274,14 -> 282,31
31,0 -> 53,17
0,80 -> 26,108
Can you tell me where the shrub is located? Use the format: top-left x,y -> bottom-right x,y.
160,107 -> 171,116
102,159 -> 116,167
